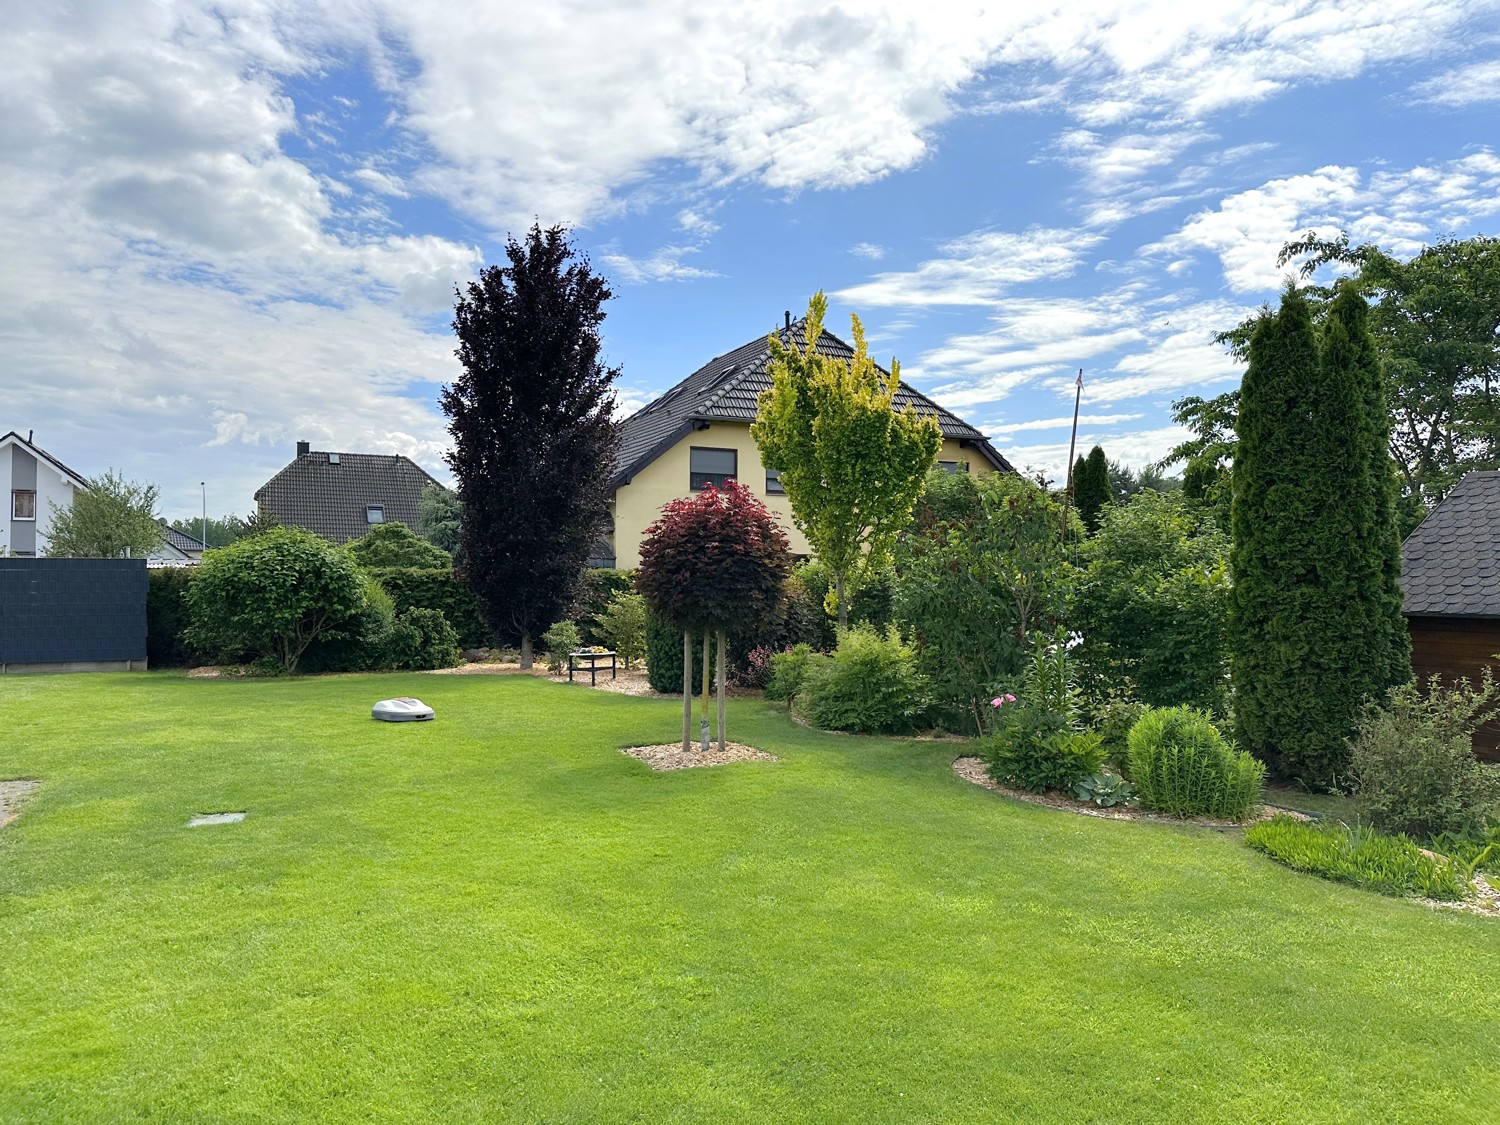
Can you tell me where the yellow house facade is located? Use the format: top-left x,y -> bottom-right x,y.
605,318 -> 1014,569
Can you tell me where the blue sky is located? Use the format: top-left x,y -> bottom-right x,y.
3,1 -> 1499,524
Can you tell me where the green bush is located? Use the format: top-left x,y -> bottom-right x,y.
1246,815 -> 1469,900
541,620 -> 582,674
985,716 -> 1106,793
1074,770 -> 1136,807
365,567 -> 490,649
596,591 -> 648,669
800,626 -> 930,734
1127,706 -> 1265,820
644,613 -> 708,694
765,644 -> 822,704
146,567 -> 202,668
388,607 -> 462,670
573,568 -> 635,644
187,528 -> 366,674
1348,678 -> 1500,840
794,560 -> 894,648
348,523 -> 453,570
300,573 -> 398,674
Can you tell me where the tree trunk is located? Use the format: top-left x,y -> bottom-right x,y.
682,630 -> 692,753
700,627 -> 711,751
716,628 -> 726,752
835,572 -> 848,630
519,631 -> 533,670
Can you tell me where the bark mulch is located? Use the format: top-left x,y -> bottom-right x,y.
620,742 -> 780,771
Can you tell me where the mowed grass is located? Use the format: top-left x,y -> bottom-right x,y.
1,673 -> 1496,1123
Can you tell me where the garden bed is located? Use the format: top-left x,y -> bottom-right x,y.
951,756 -> 1294,828
620,742 -> 780,770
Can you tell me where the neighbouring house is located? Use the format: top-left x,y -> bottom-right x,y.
255,441 -> 446,544
149,523 -> 205,563
607,316 -> 1014,569
1400,469 -> 1500,760
1,430 -> 87,557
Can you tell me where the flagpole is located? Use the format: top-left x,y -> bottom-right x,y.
1061,368 -> 1083,545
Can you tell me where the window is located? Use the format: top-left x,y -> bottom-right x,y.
689,447 -> 737,490
365,505 -> 385,524
328,452 -> 341,465
765,468 -> 785,494
12,490 -> 35,520
937,460 -> 968,475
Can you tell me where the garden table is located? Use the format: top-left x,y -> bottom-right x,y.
568,649 -> 617,685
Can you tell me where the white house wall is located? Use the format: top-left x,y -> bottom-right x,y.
2,443 -> 79,557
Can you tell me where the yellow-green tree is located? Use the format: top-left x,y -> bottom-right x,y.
752,292 -> 941,627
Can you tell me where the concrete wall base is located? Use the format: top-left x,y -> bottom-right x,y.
1,659 -> 146,675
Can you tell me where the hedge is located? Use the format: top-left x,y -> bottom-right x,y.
146,567 -> 203,668
365,567 -> 491,649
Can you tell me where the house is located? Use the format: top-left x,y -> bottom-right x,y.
607,316 -> 1014,569
254,441 -> 446,544
1,430 -> 87,557
149,523 -> 206,563
1400,469 -> 1500,760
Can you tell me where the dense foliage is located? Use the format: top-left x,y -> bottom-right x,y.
45,470 -> 164,559
186,527 -> 365,674
145,567 -> 200,668
644,614 -> 706,694
635,480 -> 791,634
416,485 -> 462,557
981,629 -> 1104,793
895,472 -> 1072,733
1127,707 -> 1264,821
1230,285 -> 1405,788
349,523 -> 453,570
792,559 -> 892,648
388,607 -> 462,671
798,626 -> 931,735
752,291 -> 941,625
364,566 -> 489,649
596,592 -> 648,670
1246,816 -> 1469,901
572,568 -> 635,644
1071,491 -> 1230,715
1072,445 -> 1111,533
541,621 -> 583,675
1348,678 -> 1500,840
444,223 -> 620,668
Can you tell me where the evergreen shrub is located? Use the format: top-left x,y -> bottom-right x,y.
541,621 -> 582,674
596,591 -> 648,669
645,614 -> 706,694
574,568 -> 635,644
800,626 -> 930,734
388,607 -> 462,670
146,567 -> 201,667
365,567 -> 489,649
300,573 -> 397,674
1127,706 -> 1264,820
1348,678 -> 1500,840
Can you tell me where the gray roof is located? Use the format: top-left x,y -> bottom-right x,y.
1401,471 -> 1500,617
0,431 -> 88,487
613,320 -> 1014,485
163,525 -> 205,552
254,450 -> 444,544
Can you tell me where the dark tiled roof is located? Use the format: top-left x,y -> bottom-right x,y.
163,525 -> 205,552
613,320 -> 1013,485
0,431 -> 88,487
254,451 -> 444,544
1401,471 -> 1500,618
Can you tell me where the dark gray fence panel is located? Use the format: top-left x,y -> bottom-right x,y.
0,558 -> 148,664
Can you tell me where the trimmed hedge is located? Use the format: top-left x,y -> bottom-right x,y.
146,567 -> 202,668
365,567 -> 490,649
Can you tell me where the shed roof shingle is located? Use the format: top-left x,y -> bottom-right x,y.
1401,470 -> 1500,618
613,320 -> 1013,485
254,451 -> 444,544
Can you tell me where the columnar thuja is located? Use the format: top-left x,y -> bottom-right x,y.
635,481 -> 791,751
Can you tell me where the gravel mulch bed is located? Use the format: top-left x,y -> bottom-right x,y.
1429,874 -> 1500,916
0,779 -> 39,829
951,756 -> 1296,828
621,742 -> 780,771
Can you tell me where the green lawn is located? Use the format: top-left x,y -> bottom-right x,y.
1,672 -> 1496,1123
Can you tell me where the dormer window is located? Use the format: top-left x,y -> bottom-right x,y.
365,505 -> 385,524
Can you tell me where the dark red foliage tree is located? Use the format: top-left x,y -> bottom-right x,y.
636,481 -> 792,750
443,224 -> 620,668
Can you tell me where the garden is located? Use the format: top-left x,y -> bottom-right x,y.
2,671 -> 1499,1122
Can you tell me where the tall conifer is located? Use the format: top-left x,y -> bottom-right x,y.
1230,286 -> 1371,787
1074,445 -> 1111,533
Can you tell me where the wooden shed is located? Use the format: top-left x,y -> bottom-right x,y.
1400,470 -> 1500,760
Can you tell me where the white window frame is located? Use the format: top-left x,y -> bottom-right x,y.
365,505 -> 385,524
12,490 -> 36,521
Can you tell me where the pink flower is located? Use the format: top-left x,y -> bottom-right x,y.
990,694 -> 1017,708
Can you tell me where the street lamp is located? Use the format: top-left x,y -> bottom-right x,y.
200,482 -> 207,554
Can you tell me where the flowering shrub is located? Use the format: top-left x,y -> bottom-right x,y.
981,629 -> 1103,792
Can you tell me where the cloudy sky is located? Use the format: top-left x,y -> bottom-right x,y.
4,1 -> 1499,523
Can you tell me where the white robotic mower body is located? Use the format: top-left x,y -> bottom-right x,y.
372,697 -> 435,722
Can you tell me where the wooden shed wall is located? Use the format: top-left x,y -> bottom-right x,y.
1406,615 -> 1500,761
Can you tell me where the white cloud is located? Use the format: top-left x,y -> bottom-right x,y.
1002,426 -> 1190,483
850,242 -> 887,260
1412,59 -> 1500,105
600,244 -> 720,284
836,228 -> 1103,308
986,412 -> 1144,436
676,208 -> 721,237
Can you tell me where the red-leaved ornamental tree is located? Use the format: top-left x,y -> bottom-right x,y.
636,480 -> 791,751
